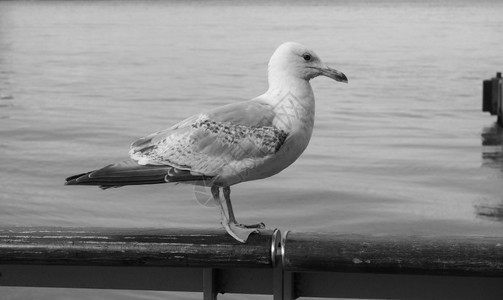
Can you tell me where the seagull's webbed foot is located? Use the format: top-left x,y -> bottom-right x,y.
222,221 -> 259,243
212,185 -> 264,243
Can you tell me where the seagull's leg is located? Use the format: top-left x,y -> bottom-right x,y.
212,185 -> 257,243
223,187 -> 265,229
212,186 -> 232,230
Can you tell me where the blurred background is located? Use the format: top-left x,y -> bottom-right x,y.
1,0 -> 502,299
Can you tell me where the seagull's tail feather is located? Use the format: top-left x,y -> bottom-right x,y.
65,159 -> 210,189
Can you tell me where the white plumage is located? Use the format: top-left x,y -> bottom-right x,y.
66,42 -> 348,243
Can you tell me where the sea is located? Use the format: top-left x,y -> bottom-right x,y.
1,0 -> 502,299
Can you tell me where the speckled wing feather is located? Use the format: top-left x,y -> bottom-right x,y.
129,100 -> 288,179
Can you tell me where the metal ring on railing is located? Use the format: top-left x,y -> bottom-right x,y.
281,230 -> 289,268
270,228 -> 281,268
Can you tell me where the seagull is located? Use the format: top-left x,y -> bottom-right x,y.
65,42 -> 348,243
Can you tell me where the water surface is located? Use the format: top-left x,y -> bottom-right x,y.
1,0 -> 503,299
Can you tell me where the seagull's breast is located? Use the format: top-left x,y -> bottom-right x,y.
215,91 -> 315,186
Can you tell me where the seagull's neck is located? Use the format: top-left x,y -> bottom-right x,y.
263,72 -> 315,133
265,73 -> 315,106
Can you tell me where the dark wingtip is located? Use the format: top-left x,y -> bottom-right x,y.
64,172 -> 90,186
340,73 -> 348,83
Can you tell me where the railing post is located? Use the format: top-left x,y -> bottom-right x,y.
277,231 -> 295,300
483,72 -> 503,126
203,268 -> 217,300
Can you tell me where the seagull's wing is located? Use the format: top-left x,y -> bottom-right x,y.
206,100 -> 278,127
129,99 -> 288,177
66,99 -> 288,188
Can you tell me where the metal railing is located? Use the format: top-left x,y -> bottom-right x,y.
1,227 -> 502,299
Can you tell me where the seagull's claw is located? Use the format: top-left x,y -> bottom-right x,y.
221,221 -> 259,243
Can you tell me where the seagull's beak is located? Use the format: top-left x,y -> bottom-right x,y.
318,66 -> 348,83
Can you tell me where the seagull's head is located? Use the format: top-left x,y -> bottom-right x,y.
268,42 -> 348,83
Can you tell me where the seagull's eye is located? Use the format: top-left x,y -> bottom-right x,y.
303,54 -> 312,61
